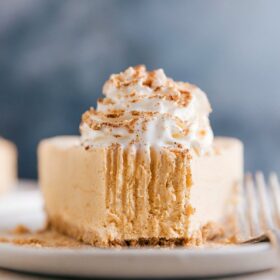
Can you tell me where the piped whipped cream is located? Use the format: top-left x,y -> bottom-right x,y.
80,65 -> 214,152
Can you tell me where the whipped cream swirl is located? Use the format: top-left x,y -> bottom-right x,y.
80,65 -> 214,152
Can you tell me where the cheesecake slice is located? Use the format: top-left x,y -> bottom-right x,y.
0,138 -> 17,194
38,65 -> 243,246
39,136 -> 242,246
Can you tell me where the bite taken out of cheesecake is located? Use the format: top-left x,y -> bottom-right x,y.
38,66 -> 243,247
0,138 -> 17,194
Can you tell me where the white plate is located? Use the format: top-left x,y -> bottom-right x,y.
0,181 -> 277,278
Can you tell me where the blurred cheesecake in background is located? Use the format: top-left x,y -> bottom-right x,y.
0,138 -> 17,194
39,66 -> 243,247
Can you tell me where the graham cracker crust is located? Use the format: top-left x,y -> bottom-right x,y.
46,215 -> 227,248
0,217 -> 232,249
0,221 -> 234,249
0,224 -> 84,248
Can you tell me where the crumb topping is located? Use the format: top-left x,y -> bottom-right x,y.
102,65 -> 193,108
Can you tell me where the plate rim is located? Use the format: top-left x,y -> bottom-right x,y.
0,240 -> 273,255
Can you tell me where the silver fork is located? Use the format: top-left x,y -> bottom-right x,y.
237,171 -> 280,248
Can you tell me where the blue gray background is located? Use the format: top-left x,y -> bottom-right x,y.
0,0 -> 279,178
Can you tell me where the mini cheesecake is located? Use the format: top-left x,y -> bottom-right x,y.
39,136 -> 242,246
0,138 -> 17,194
38,66 -> 243,246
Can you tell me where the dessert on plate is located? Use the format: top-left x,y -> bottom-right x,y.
38,66 -> 243,247
0,138 -> 17,194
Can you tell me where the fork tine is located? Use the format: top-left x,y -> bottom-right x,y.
269,172 -> 280,227
245,173 -> 261,237
236,176 -> 251,241
255,171 -> 275,231
241,172 -> 280,248
235,178 -> 247,240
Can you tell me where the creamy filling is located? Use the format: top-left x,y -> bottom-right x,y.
104,144 -> 192,240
